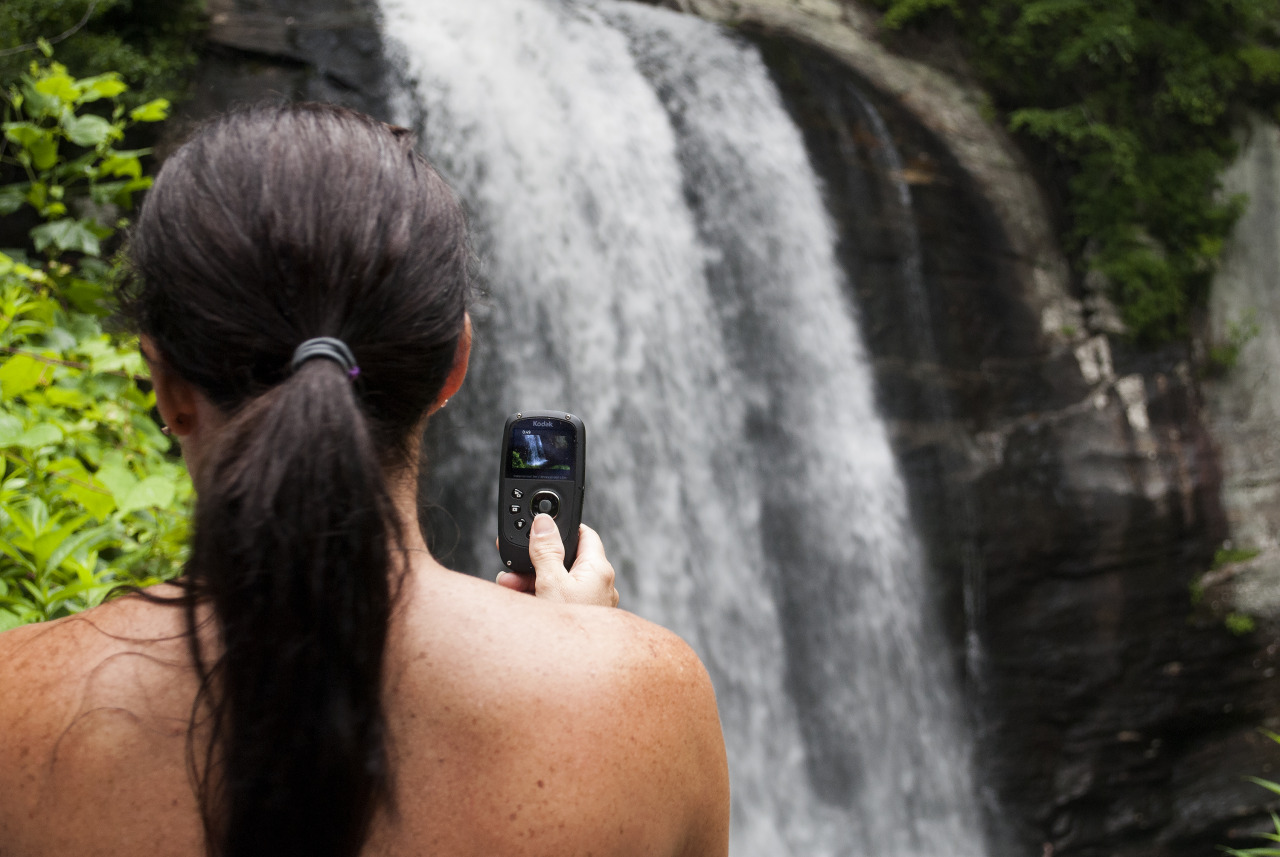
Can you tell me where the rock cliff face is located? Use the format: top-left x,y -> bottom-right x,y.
736,32 -> 1280,856
165,0 -> 390,146
1204,122 -> 1280,622
171,1 -> 1280,854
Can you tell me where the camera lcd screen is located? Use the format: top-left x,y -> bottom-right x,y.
506,420 -> 576,480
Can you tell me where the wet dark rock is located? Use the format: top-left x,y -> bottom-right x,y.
163,0 -> 392,150
756,33 -> 1280,857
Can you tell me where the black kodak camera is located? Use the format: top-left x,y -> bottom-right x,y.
497,411 -> 586,574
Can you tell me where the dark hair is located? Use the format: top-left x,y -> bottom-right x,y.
121,103 -> 469,857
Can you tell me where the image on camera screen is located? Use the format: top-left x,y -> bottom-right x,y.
507,424 -> 575,480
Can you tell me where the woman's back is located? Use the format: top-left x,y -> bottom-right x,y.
0,102 -> 729,856
0,563 -> 728,856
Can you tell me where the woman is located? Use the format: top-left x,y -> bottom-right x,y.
0,103 -> 729,857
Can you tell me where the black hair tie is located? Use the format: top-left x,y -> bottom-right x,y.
291,337 -> 361,379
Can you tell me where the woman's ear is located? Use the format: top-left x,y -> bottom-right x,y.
431,313 -> 471,413
141,334 -> 201,437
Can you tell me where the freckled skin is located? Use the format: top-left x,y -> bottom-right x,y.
0,566 -> 730,857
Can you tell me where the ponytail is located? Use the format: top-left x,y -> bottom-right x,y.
122,103 -> 471,856
184,358 -> 398,856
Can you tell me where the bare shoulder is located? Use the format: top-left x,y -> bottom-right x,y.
0,595 -> 201,855
412,569 -> 717,713
0,612 -> 111,847
596,610 -> 730,855
530,602 -> 730,857
0,611 -> 108,746
584,604 -> 719,714
387,573 -> 730,856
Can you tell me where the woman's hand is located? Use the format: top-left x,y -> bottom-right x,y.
496,514 -> 619,607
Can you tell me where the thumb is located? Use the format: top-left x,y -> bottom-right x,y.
527,513 -> 568,585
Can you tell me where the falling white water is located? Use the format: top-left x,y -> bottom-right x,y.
377,1 -> 987,854
847,89 -> 987,686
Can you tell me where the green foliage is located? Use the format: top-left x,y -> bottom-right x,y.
1215,544 -> 1264,568
1226,611 -> 1258,634
1207,309 -> 1263,373
0,62 -> 191,630
868,0 -> 1280,343
1189,579 -> 1205,606
1222,731 -> 1280,856
0,0 -> 206,108
879,0 -> 960,29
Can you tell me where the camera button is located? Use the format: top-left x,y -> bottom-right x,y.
511,488 -> 524,499
530,489 -> 560,519
508,504 -> 520,514
514,518 -> 527,530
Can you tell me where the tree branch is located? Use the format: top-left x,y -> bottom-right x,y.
0,0 -> 100,60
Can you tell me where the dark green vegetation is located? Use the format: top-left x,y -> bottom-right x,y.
0,0 -> 206,106
0,64 -> 191,628
1221,731 -> 1280,855
869,0 -> 1280,343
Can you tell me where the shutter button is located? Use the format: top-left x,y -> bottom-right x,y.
529,490 -> 560,519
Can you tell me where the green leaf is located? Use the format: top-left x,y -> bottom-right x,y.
0,537 -> 36,575
90,177 -> 151,209
47,457 -> 115,519
118,475 -> 176,516
62,114 -> 115,148
32,137 -> 58,171
1,123 -> 41,148
3,122 -> 59,171
33,513 -> 90,571
25,497 -> 47,537
15,423 -> 62,450
0,353 -> 50,399
1247,776 -> 1280,798
98,151 -> 143,180
44,522 -> 113,576
0,412 -> 23,445
43,386 -> 90,409
76,74 -> 128,104
0,185 -> 27,216
0,610 -> 22,633
64,481 -> 116,520
33,72 -> 81,105
60,278 -> 111,315
95,461 -> 138,506
30,219 -> 101,257
24,182 -> 47,212
128,99 -> 170,123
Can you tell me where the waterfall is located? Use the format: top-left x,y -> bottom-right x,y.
378,1 -> 988,854
844,88 -> 988,686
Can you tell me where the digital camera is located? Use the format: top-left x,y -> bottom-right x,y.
497,411 -> 586,574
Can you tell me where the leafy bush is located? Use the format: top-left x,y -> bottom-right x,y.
0,0 -> 206,109
0,62 -> 191,630
867,0 -> 1280,344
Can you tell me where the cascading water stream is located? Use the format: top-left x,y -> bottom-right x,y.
378,1 -> 988,854
844,89 -> 988,686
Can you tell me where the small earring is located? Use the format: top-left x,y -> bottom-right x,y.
441,398 -> 450,409
161,426 -> 172,436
